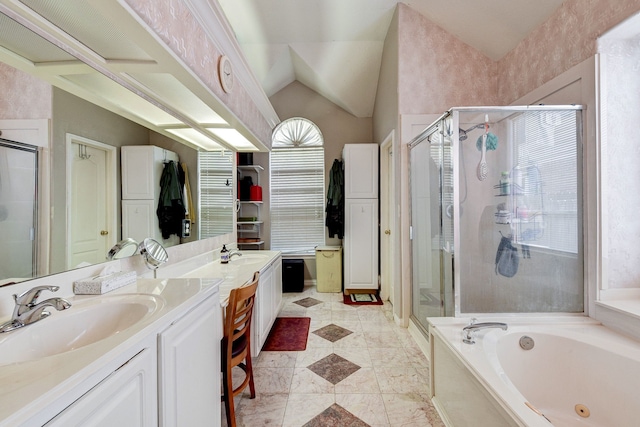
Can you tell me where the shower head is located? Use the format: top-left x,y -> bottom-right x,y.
459,123 -> 486,142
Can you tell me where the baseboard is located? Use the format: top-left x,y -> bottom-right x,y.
408,318 -> 430,362
343,288 -> 378,295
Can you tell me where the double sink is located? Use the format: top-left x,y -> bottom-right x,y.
0,251 -> 272,366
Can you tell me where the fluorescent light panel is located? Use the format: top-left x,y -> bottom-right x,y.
207,128 -> 257,150
167,128 -> 223,150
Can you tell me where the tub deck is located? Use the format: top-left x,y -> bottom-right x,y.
427,316 -> 639,427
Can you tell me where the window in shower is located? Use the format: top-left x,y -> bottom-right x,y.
511,110 -> 579,254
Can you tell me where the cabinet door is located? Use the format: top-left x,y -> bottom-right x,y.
121,146 -> 178,200
121,146 -> 155,200
344,199 -> 379,289
122,200 -> 155,244
158,294 -> 221,427
255,264 -> 274,356
272,257 -> 283,315
343,144 -> 379,199
46,348 -> 157,426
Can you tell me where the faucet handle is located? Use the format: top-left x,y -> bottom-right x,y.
469,317 -> 478,326
14,285 -> 60,306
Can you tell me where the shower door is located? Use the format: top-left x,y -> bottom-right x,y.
409,120 -> 454,335
0,139 -> 38,282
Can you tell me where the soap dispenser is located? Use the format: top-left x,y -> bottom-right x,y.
220,245 -> 230,264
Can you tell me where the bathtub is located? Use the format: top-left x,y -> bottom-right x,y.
427,317 -> 640,427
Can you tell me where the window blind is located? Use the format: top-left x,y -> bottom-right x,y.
270,147 -> 325,253
512,110 -> 580,253
198,151 -> 234,238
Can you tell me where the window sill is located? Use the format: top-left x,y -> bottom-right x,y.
596,289 -> 640,341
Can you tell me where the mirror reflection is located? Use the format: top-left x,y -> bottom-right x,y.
0,12 -> 235,286
107,238 -> 139,261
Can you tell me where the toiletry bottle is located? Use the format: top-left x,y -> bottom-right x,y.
500,172 -> 511,195
220,244 -> 229,264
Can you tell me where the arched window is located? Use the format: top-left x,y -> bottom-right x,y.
270,118 -> 325,253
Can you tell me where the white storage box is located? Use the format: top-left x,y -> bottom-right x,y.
73,271 -> 137,295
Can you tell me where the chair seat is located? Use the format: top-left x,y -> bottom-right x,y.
231,333 -> 248,358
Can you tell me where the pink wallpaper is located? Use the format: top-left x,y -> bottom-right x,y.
397,3 -> 498,115
0,63 -> 52,120
125,0 -> 273,148
498,0 -> 640,104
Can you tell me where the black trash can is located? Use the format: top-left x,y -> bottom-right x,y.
282,259 -> 304,292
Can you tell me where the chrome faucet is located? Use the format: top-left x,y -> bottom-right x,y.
229,250 -> 243,259
462,318 -> 508,344
0,285 -> 71,333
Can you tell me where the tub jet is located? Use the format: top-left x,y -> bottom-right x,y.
519,335 -> 535,350
575,404 -> 590,418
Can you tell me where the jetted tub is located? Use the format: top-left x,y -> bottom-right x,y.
427,317 -> 640,427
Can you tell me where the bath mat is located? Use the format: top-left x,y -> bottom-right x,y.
262,317 -> 311,351
343,293 -> 383,306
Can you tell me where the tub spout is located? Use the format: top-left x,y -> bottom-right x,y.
462,321 -> 508,344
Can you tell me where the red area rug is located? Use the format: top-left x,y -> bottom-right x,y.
343,293 -> 383,305
262,317 -> 311,351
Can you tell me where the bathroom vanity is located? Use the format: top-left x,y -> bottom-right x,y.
157,250 -> 283,358
0,277 -> 222,426
0,246 -> 282,426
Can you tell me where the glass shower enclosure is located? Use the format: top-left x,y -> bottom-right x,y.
0,138 -> 38,283
409,106 -> 584,336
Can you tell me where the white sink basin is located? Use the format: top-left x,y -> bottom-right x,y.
0,294 -> 163,366
228,253 -> 271,265
210,253 -> 271,267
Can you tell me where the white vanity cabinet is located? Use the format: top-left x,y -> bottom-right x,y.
46,347 -> 157,426
158,292 -> 222,427
253,255 -> 283,357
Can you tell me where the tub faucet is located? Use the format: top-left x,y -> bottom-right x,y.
0,285 -> 71,333
462,319 -> 508,344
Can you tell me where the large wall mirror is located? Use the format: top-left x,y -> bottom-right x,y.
0,11 -> 235,286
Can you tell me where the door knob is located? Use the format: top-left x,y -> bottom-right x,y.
100,230 -> 109,236
384,229 -> 391,235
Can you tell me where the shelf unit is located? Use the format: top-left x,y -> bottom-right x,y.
493,172 -> 545,245
237,165 -> 264,249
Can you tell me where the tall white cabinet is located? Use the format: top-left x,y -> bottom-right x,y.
121,146 -> 180,247
343,144 -> 379,291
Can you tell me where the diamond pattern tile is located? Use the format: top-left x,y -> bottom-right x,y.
313,324 -> 353,342
294,297 -> 323,308
303,403 -> 370,427
307,353 -> 360,385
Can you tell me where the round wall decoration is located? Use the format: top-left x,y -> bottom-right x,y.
218,55 -> 233,93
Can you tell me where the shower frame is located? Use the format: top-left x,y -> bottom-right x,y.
0,138 -> 39,280
409,105 -> 585,332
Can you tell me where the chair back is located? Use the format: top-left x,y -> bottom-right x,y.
223,272 -> 259,354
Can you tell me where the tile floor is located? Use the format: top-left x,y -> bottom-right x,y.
222,286 -> 445,427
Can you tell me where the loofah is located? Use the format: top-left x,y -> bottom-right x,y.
476,132 -> 498,151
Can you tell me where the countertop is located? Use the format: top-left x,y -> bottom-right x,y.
156,250 -> 282,305
0,276 -> 221,426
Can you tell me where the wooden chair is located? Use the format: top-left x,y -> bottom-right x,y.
221,271 -> 259,427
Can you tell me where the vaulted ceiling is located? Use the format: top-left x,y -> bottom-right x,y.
218,0 -> 567,118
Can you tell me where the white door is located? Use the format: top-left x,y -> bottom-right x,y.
380,134 -> 395,303
344,198 -> 378,290
67,135 -> 116,269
